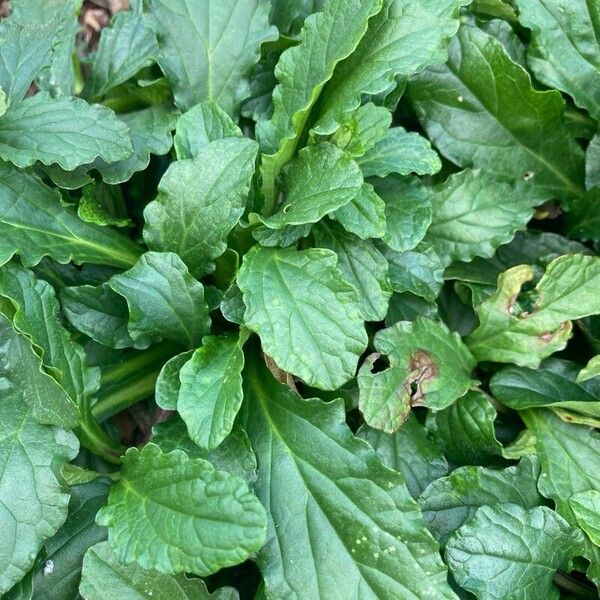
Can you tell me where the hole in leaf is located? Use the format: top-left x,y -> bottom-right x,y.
369,353 -> 389,374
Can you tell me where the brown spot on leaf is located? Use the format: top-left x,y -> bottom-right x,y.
538,322 -> 570,344
534,201 -> 562,220
409,350 -> 438,379
263,353 -> 299,393
407,350 -> 438,406
507,293 -> 519,314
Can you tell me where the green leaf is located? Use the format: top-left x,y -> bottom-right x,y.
204,285 -> 224,312
60,284 -> 134,349
242,355 -> 457,600
471,0 -> 517,22
445,230 -> 591,286
79,184 -> 126,229
386,291 -> 438,325
437,284 -> 478,337
408,24 -> 585,203
423,170 -> 535,264
237,246 -> 367,390
178,334 -> 245,450
0,263 -> 99,417
579,355 -> 600,382
155,351 -> 194,410
380,244 -> 445,302
83,7 -> 158,100
466,255 -> 600,367
522,409 -> 600,588
96,443 -> 267,576
109,252 -> 210,349
521,409 -> 600,523
242,52 -> 278,124
269,0 -> 326,36
43,105 -> 178,188
515,0 -> 600,119
373,175 -> 432,252
78,183 -> 130,228
11,0 -> 80,97
580,314 -> 600,355
32,261 -> 120,292
257,0 -> 381,202
419,456 -> 543,545
357,127 -> 441,178
94,105 -> 177,185
357,415 -> 449,499
0,312 -> 78,428
28,480 -> 109,600
313,0 -> 467,134
220,284 -> 246,325
446,504 -> 584,600
358,317 -> 476,432
144,0 -> 277,114
570,490 -> 600,547
0,382 -> 79,593
61,464 -> 111,486
174,100 -> 242,160
0,15 -> 57,103
80,542 -> 238,600
100,75 -> 173,110
428,390 -> 504,467
491,358 -> 600,419
143,137 -> 258,277
330,102 -> 391,158
499,431 -> 538,461
565,187 -> 600,243
252,221 -> 312,248
0,163 -> 142,268
260,143 -> 363,228
152,418 -> 257,485
587,131 -> 600,189
478,17 -> 526,67
330,182 -> 387,240
0,93 -> 133,170
313,220 -> 391,321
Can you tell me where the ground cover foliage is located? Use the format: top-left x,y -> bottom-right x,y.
1,0 -> 600,598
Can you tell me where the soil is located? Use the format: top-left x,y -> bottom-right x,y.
81,0 -> 130,51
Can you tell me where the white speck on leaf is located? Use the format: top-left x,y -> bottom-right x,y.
43,560 -> 54,576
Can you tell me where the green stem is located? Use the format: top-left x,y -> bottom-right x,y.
564,106 -> 597,138
101,93 -> 148,114
260,166 -> 278,217
92,342 -> 179,422
77,414 -> 124,465
92,371 -> 161,423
